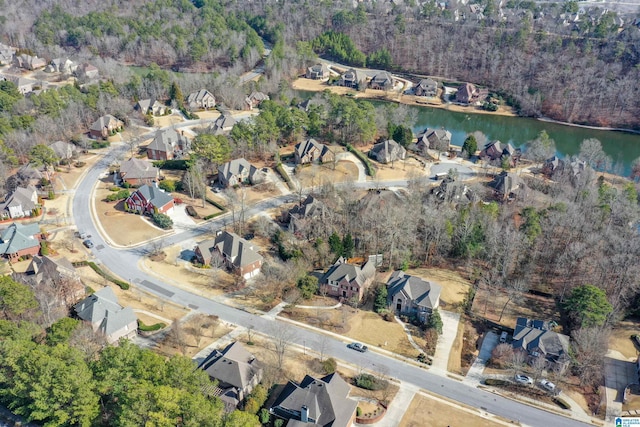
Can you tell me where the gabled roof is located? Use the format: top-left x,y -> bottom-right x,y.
417,128 -> 452,147
187,89 -> 215,104
370,139 -> 402,156
512,317 -> 570,361
417,78 -> 437,90
198,341 -> 262,390
133,184 -> 173,209
74,287 -> 136,341
212,114 -> 236,133
48,140 -> 76,159
0,185 -> 37,212
371,71 -> 394,85
119,159 -> 159,180
219,158 -> 255,182
147,128 -> 184,153
295,139 -> 332,158
28,255 -> 78,283
289,195 -> 325,218
90,114 -> 121,132
248,91 -> 269,102
387,271 -> 441,310
0,222 -> 40,254
214,231 -> 263,268
271,372 -> 357,427
320,257 -> 375,288
308,63 -> 330,74
491,171 -> 521,196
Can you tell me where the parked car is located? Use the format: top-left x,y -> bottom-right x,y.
83,239 -> 94,248
540,379 -> 556,392
75,231 -> 88,239
514,374 -> 533,386
499,331 -> 508,343
347,342 -> 368,353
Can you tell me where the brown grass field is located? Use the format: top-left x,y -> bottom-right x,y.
399,394 -> 506,427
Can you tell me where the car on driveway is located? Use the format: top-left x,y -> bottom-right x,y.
540,379 -> 556,392
83,239 -> 94,248
514,374 -> 533,385
347,342 -> 368,353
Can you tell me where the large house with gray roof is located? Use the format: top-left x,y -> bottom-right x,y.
118,158 -> 159,186
294,139 -> 335,165
306,63 -> 330,80
369,71 -> 395,90
125,184 -> 174,215
415,78 -> 438,97
89,114 -> 123,139
269,372 -> 357,427
135,98 -> 166,116
186,89 -> 216,110
512,317 -> 570,371
198,341 -> 263,412
218,158 -> 266,188
195,231 -> 263,278
386,271 -> 441,322
0,223 -> 42,262
337,68 -> 363,89
74,287 -> 137,344
0,186 -> 39,219
210,114 -> 237,135
146,128 -> 190,161
320,256 -> 376,302
369,139 -> 406,164
416,128 -> 452,153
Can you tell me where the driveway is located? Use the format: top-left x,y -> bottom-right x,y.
605,350 -> 638,420
431,161 -> 474,181
465,331 -> 499,385
336,152 -> 366,183
168,204 -> 197,232
430,310 -> 461,373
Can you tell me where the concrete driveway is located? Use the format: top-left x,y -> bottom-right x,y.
431,310 -> 461,373
465,331 -> 499,384
431,161 -> 474,180
605,350 -> 638,420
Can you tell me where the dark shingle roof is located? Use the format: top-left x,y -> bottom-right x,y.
198,342 -> 262,390
387,271 -> 441,310
512,317 -> 570,361
135,184 -> 173,209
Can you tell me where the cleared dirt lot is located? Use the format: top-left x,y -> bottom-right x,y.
372,156 -> 429,181
399,393 -> 505,427
402,267 -> 471,308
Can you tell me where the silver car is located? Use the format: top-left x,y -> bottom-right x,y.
515,374 -> 533,385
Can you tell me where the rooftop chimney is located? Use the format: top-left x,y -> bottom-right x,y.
301,405 -> 308,423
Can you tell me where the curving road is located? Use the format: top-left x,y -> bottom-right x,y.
73,141 -> 590,427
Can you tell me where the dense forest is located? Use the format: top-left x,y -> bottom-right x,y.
2,0 -> 639,127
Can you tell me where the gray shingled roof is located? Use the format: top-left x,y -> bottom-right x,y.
147,128 -> 184,153
0,186 -> 37,213
198,341 -> 262,390
512,317 -> 570,361
0,222 -> 40,254
320,257 -> 375,288
119,159 -> 159,181
198,231 -> 263,269
135,184 -> 174,209
219,158 -> 255,184
90,115 -> 120,132
271,373 -> 357,427
387,271 -> 441,310
289,195 -> 325,218
295,139 -> 332,159
74,287 -> 137,341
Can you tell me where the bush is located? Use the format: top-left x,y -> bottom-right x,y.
297,275 -> 318,299
346,143 -> 376,177
321,357 -> 337,374
354,373 -> 388,391
87,262 -> 130,290
137,321 -> 166,331
553,398 -> 571,410
47,190 -> 55,200
356,407 -> 362,417
158,179 -> 177,192
203,212 -> 224,220
40,241 -> 49,256
205,197 -> 225,210
74,161 -> 86,168
152,159 -> 189,170
152,213 -> 173,229
244,384 -> 268,415
91,140 -> 110,149
484,378 -> 508,386
426,309 -> 443,334
259,409 -> 270,424
106,189 -> 130,202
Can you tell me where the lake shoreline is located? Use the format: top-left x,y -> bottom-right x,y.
536,117 -> 640,136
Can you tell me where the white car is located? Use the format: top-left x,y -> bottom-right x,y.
514,374 -> 533,385
540,379 -> 556,392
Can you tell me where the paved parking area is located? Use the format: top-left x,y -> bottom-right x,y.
605,350 -> 638,420
431,162 -> 474,180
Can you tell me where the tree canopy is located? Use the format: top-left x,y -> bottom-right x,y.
564,284 -> 613,327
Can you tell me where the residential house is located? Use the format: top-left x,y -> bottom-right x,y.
45,58 -> 76,75
0,44 -> 15,65
146,128 -> 190,161
186,89 -> 216,110
337,68 -> 363,89
455,82 -> 488,104
358,188 -> 404,212
369,139 -> 406,164
5,76 -> 42,95
12,164 -> 44,187
13,54 -> 46,71
75,63 -> 99,80
512,317 -> 570,371
125,184 -> 174,215
118,159 -> 159,186
479,140 -> 518,165
320,256 -> 376,302
218,158 -> 266,188
294,139 -> 335,165
135,99 -> 166,116
198,341 -> 263,412
269,373 -> 358,427
48,141 -> 76,162
0,222 -> 42,261
89,114 -> 123,139
386,270 -> 441,323
211,114 -> 237,135
0,185 -> 39,219
416,128 -> 452,152
431,176 -> 475,204
369,71 -> 395,90
245,91 -> 269,110
490,171 -> 523,201
306,63 -> 330,80
73,287 -> 137,344
283,194 -> 328,237
415,78 -> 438,97
195,231 -> 263,279
542,155 -> 563,177
23,255 -> 85,303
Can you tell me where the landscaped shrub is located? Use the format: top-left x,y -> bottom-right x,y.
205,197 -> 225,210
244,384 -> 268,415
87,262 -> 130,290
356,407 -> 362,417
40,241 -> 49,256
137,321 -> 166,332
275,163 -> 294,189
152,159 -> 190,170
484,378 -> 508,386
321,357 -> 337,374
152,213 -> 173,229
354,373 -> 388,391
553,398 -> 571,410
259,409 -> 270,424
203,212 -> 224,220
158,179 -> 177,192
346,143 -> 376,177
106,189 -> 130,202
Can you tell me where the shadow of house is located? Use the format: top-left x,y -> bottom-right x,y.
270,373 -> 357,427
512,317 -> 570,373
198,341 -> 263,412
386,271 -> 441,323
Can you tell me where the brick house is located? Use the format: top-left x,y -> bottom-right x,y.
146,128 -> 190,161
89,115 -> 123,139
386,271 -> 441,323
124,184 -> 174,215
0,222 -> 42,262
319,256 -> 376,302
294,139 -> 335,165
195,231 -> 263,279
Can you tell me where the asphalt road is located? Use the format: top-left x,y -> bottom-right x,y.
72,142 -> 590,427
